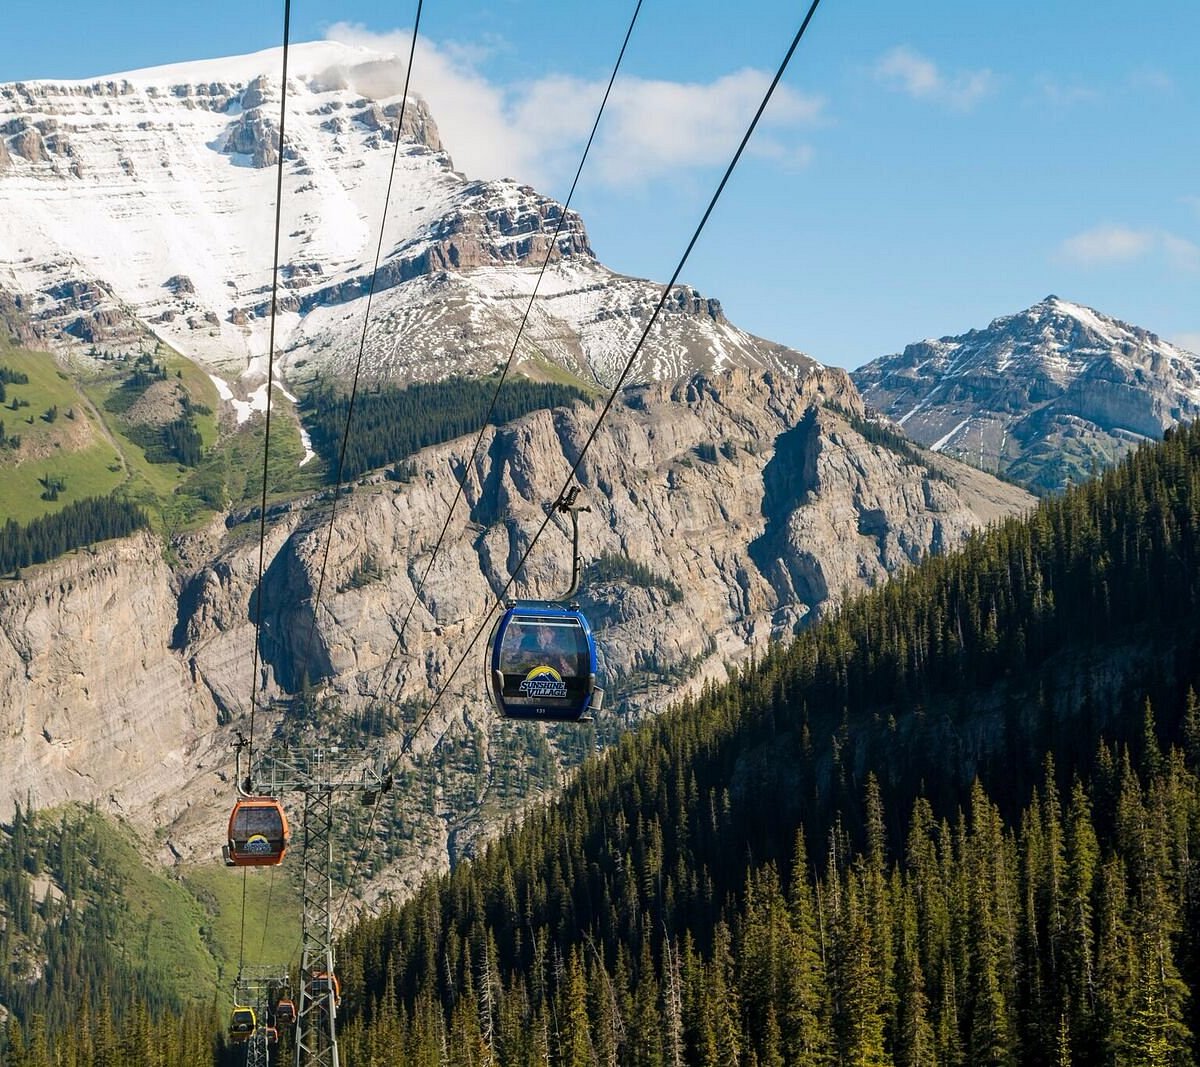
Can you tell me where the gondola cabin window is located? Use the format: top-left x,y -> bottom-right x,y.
225,797 -> 290,866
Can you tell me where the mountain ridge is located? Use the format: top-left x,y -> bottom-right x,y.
0,366 -> 1032,853
853,294 -> 1200,492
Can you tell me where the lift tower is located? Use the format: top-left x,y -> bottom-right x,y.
238,744 -> 390,1067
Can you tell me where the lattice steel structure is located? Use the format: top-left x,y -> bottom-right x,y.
245,1030 -> 270,1067
295,787 -> 338,1067
238,745 -> 388,1067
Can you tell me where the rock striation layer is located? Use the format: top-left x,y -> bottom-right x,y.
0,42 -> 810,389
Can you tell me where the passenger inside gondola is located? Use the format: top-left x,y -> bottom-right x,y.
488,605 -> 600,721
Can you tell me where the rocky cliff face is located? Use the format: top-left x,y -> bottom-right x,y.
0,368 -> 1033,893
0,532 -> 221,835
852,295 -> 1200,493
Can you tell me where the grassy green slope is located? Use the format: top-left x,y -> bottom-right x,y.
0,346 -> 126,524
1,804 -> 302,1015
77,811 -> 302,1001
182,862 -> 300,977
0,338 -> 322,537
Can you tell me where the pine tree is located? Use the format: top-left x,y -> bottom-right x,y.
662,932 -> 685,1067
1062,777 -> 1100,1059
706,923 -> 742,1067
590,954 -> 624,1067
831,873 -> 890,1066
560,946 -> 596,1067
628,936 -> 663,1067
1182,688 -> 1200,772
785,831 -> 832,1066
5,1016 -> 28,1067
964,783 -> 1016,1067
895,892 -> 937,1067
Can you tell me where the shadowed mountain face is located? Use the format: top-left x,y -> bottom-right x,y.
0,42 -> 813,392
852,295 -> 1200,493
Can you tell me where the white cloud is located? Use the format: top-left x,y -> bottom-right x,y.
1059,225 -> 1155,265
1036,77 -> 1099,108
324,24 -> 542,183
1058,225 -> 1199,271
1128,67 -> 1174,93
874,46 -> 993,111
1162,233 -> 1200,271
588,70 -> 824,186
325,23 -> 824,190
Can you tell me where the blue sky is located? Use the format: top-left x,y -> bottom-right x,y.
5,1 -> 1199,369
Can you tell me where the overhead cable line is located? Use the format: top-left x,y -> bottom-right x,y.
330,0 -> 647,933
258,864 -> 278,960
370,0 -> 645,711
298,0 -> 425,683
240,0 -> 294,980
399,0 -> 825,755
333,0 -> 824,932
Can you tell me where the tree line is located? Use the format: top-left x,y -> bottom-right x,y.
129,416 -> 204,467
1,804 -> 221,1067
337,726 -> 1199,1066
328,419 -> 1200,1065
303,374 -> 592,482
6,415 -> 1200,1063
0,496 -> 149,575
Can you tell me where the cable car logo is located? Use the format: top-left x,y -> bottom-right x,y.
245,834 -> 272,853
520,665 -> 567,699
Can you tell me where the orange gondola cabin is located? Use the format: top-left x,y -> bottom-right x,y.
224,797 -> 290,867
307,972 -> 342,1009
274,998 -> 297,1026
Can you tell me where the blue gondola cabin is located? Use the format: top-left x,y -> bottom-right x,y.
488,605 -> 602,722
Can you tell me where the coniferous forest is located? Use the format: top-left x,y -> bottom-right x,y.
4,421 -> 1200,1064
0,496 -> 149,575
0,806 -> 220,1067
303,375 -> 592,482
328,420 -> 1200,1066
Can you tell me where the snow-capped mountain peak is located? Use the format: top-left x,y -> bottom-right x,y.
852,296 -> 1200,493
100,40 -> 402,89
0,43 -> 812,394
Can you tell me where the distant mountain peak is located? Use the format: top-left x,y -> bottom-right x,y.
853,298 -> 1200,494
